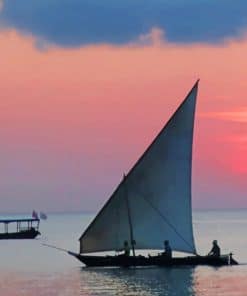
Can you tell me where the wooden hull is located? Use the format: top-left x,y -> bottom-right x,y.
71,253 -> 238,267
0,229 -> 40,240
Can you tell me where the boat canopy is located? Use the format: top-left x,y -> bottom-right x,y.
0,218 -> 40,224
79,81 -> 199,255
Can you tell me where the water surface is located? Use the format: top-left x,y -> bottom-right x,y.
0,210 -> 247,295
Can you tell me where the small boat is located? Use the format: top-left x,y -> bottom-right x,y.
0,218 -> 41,239
40,212 -> 48,220
71,81 -> 238,267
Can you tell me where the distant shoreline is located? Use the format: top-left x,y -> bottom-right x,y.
0,208 -> 247,216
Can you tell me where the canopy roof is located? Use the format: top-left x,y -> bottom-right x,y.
0,218 -> 40,224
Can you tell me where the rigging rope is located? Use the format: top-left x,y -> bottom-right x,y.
136,190 -> 197,254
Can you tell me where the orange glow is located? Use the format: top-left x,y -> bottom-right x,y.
1,30 -> 247,210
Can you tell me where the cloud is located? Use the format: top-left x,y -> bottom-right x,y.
1,0 -> 247,47
0,0 -> 247,47
200,111 -> 247,123
132,28 -> 165,47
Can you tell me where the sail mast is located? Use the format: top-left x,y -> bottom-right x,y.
123,175 -> 136,256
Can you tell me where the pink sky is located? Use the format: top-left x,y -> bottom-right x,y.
1,30 -> 247,212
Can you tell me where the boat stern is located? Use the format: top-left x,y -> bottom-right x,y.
229,253 -> 238,265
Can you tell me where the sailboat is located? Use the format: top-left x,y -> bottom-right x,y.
70,81 -> 238,267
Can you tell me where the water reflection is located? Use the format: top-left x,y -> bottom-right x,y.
193,265 -> 247,296
80,267 -> 195,296
1,265 -> 247,296
0,269 -> 82,296
0,211 -> 247,296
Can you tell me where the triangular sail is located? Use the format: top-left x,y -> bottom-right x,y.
79,81 -> 199,254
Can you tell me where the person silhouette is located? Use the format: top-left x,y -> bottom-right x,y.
208,240 -> 221,257
123,240 -> 130,256
162,240 -> 172,258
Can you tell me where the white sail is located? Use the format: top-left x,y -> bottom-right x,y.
79,81 -> 198,254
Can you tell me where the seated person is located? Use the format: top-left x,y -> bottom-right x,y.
123,240 -> 130,256
208,240 -> 221,257
162,240 -> 172,258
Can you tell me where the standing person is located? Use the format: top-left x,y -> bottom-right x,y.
163,240 -> 172,258
208,240 -> 221,257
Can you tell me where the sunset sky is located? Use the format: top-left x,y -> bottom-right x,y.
1,1 -> 247,212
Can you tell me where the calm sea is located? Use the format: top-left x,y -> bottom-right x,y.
0,210 -> 247,296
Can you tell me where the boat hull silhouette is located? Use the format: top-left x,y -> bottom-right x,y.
71,253 -> 238,267
0,228 -> 40,240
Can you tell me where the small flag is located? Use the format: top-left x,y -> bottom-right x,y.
32,210 -> 39,219
40,212 -> 47,220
